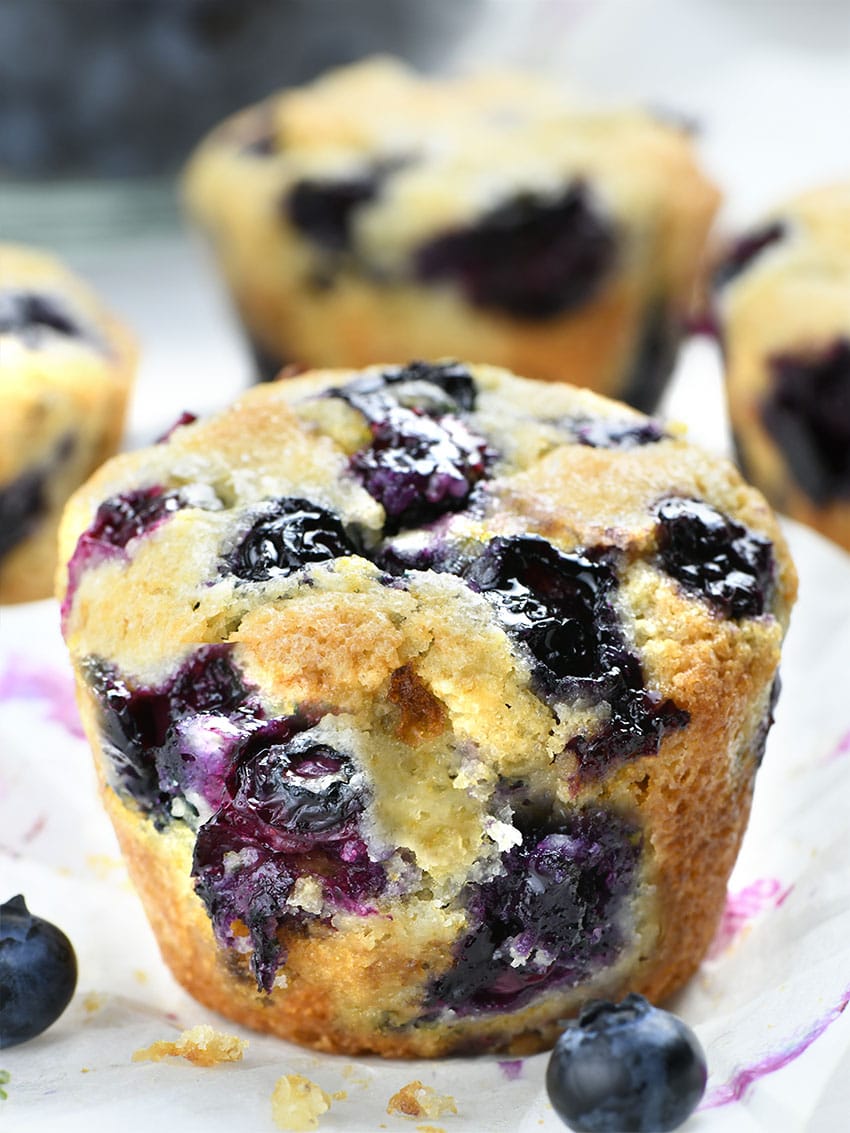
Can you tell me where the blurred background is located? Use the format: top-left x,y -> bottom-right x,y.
1,0 -> 849,439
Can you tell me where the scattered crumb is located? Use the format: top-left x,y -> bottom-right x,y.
83,992 -> 106,1014
416,1127 -> 447,1133
271,1073 -> 331,1131
132,1024 -> 248,1066
80,1067 -> 91,1074
133,969 -> 149,985
85,853 -> 125,879
332,1090 -> 347,1101
386,1081 -> 457,1120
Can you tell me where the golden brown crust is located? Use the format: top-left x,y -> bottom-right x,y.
183,57 -> 719,404
0,244 -> 137,603
61,361 -> 795,1057
717,183 -> 850,550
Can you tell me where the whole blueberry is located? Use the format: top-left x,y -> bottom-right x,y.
546,995 -> 707,1132
0,895 -> 78,1048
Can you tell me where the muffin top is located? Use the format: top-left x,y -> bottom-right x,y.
0,244 -> 136,480
59,360 -> 795,820
184,57 -> 718,312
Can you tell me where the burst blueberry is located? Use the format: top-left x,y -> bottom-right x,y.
545,994 -> 707,1132
415,183 -> 617,319
225,497 -> 358,582
656,496 -> 774,618
0,895 -> 77,1049
763,338 -> 850,505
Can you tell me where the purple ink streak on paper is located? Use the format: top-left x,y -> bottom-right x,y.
0,658 -> 84,738
825,728 -> 850,763
707,877 -> 793,959
497,1059 -> 524,1081
700,986 -> 850,1109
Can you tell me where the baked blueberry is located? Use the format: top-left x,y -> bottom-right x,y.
0,290 -> 83,345
763,339 -> 850,505
286,174 -> 383,252
656,497 -> 774,618
567,415 -> 667,450
225,497 -> 358,582
714,221 -> 786,289
415,183 -> 617,319
192,723 -> 383,991
429,807 -> 640,1014
545,994 -> 707,1132
0,895 -> 77,1049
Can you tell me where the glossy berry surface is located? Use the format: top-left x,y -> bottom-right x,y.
462,536 -> 688,779
415,183 -> 617,319
763,338 -> 850,505
351,408 -> 490,532
84,645 -> 264,826
428,807 -> 639,1014
0,290 -> 83,345
0,895 -> 78,1049
192,723 -> 383,991
225,497 -> 357,581
714,221 -> 786,289
546,994 -> 707,1132
656,496 -> 774,619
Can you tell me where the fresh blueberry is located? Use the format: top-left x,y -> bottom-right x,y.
415,182 -> 617,319
545,994 -> 707,1132
0,895 -> 77,1049
656,497 -> 774,619
427,806 -> 640,1014
714,221 -> 786,289
224,497 -> 358,582
763,338 -> 850,505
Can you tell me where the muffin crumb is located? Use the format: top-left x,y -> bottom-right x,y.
387,1080 -> 458,1119
132,1024 -> 247,1066
271,1074 -> 332,1130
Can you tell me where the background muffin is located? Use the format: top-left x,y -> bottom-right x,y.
713,183 -> 850,551
184,58 -> 719,410
0,244 -> 137,604
58,360 -> 795,1058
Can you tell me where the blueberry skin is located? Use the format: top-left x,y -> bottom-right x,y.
545,995 -> 707,1132
0,895 -> 78,1049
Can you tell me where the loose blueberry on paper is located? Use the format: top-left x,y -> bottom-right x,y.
546,995 -> 707,1132
0,895 -> 77,1048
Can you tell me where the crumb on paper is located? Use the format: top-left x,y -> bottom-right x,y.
132,1024 -> 248,1066
85,852 -> 125,879
134,969 -> 149,985
83,991 -> 105,1014
271,1074 -> 331,1131
332,1090 -> 347,1101
416,1127 -> 448,1133
386,1080 -> 458,1119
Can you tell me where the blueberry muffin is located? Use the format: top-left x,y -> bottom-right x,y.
0,244 -> 137,603
714,183 -> 850,550
57,360 -> 795,1058
183,58 -> 719,410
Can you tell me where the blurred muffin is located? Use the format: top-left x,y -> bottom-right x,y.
58,360 -> 794,1058
714,184 -> 850,551
183,58 -> 719,410
0,244 -> 136,603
